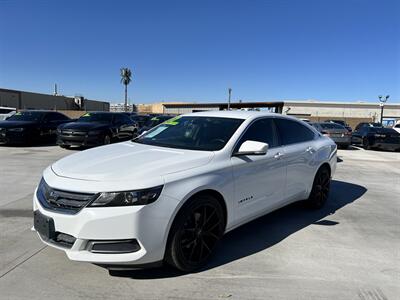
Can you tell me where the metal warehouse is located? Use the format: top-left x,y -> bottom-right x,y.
0,88 -> 110,112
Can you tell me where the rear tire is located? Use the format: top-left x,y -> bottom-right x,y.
307,166 -> 331,209
165,195 -> 225,272
103,134 -> 111,145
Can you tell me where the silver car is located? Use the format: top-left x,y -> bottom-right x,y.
310,122 -> 351,149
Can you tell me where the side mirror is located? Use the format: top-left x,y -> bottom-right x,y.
233,140 -> 268,156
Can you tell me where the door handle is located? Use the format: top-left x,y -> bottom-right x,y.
274,152 -> 284,159
306,146 -> 315,154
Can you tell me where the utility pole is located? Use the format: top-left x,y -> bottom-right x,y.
54,83 -> 58,96
378,95 -> 389,124
228,88 -> 232,110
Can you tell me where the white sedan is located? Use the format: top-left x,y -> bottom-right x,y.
33,111 -> 337,272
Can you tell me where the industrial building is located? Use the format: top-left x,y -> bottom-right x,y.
136,100 -> 400,129
0,88 -> 110,118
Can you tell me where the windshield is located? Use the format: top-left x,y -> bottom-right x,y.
144,116 -> 172,128
7,111 -> 44,122
133,116 -> 244,151
78,113 -> 113,123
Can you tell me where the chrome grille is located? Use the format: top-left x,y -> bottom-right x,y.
61,130 -> 87,136
37,178 -> 98,214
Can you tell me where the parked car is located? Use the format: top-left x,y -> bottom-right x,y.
137,115 -> 173,134
33,111 -> 337,272
310,122 -> 352,148
0,110 -> 70,145
354,122 -> 382,131
351,126 -> 400,151
392,123 -> 400,134
324,119 -> 352,132
130,115 -> 152,129
57,112 -> 137,148
0,106 -> 16,120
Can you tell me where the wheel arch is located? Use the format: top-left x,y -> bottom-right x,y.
318,162 -> 331,176
163,188 -> 229,259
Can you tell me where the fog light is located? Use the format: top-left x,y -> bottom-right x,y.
87,239 -> 140,254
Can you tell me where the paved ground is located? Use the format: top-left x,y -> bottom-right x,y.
0,145 -> 399,300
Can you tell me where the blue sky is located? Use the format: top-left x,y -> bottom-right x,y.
0,0 -> 399,104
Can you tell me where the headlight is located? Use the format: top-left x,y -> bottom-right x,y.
8,127 -> 25,132
88,130 -> 103,135
89,186 -> 163,207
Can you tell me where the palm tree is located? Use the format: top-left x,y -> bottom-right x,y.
120,68 -> 132,112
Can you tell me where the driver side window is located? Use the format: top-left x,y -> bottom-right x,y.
236,118 -> 279,151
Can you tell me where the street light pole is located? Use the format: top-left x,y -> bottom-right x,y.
378,95 -> 389,124
228,88 -> 232,110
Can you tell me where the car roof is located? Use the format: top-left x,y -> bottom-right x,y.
182,110 -> 276,120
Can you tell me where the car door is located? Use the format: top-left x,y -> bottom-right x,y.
351,127 -> 365,145
120,114 -> 136,138
231,117 -> 286,224
40,113 -> 55,137
113,114 -> 133,140
274,118 -> 318,202
41,113 -> 70,137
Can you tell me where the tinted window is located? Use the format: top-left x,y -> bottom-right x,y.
115,114 -> 133,124
275,118 -> 315,145
0,108 -> 15,114
237,118 -> 279,149
134,116 -> 243,151
7,111 -> 45,122
78,113 -> 113,123
145,116 -> 172,128
45,112 -> 69,121
320,123 -> 344,129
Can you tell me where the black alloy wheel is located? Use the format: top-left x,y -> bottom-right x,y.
166,195 -> 225,272
307,167 -> 331,209
363,137 -> 371,150
103,134 -> 111,145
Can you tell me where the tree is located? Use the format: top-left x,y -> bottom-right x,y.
120,68 -> 132,112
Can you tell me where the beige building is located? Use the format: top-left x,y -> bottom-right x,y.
137,102 -> 187,114
282,100 -> 400,128
153,100 -> 400,129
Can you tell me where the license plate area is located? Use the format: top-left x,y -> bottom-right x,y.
34,210 -> 55,241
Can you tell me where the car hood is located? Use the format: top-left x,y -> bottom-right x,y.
60,122 -> 110,131
51,141 -> 214,183
0,120 -> 38,128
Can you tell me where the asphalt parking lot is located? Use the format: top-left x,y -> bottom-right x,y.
0,145 -> 399,300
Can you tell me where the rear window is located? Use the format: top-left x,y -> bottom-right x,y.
275,118 -> 315,145
320,123 -> 343,129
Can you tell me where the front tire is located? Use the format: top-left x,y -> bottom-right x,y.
307,166 -> 331,209
165,195 -> 225,272
363,137 -> 371,150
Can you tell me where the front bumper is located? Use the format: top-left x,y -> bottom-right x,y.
33,190 -> 178,266
57,133 -> 104,147
0,131 -> 28,144
371,142 -> 400,151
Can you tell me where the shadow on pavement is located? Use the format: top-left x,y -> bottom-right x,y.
105,180 -> 367,279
